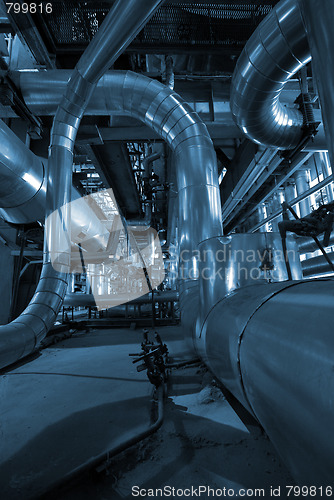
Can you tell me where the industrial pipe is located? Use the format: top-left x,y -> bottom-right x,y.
294,168 -> 311,217
230,0 -> 310,149
67,70 -> 222,334
18,69 -> 329,152
0,119 -> 46,224
301,252 -> 334,277
0,0 -> 165,369
298,232 -> 334,254
64,290 -> 178,308
3,0 -> 334,486
249,174 -> 333,233
201,279 -> 334,485
4,70 -> 222,336
299,0 -> 334,173
0,117 -> 112,249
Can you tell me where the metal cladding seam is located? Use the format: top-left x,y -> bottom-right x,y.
95,70 -> 223,334
0,0 -> 165,370
230,0 -> 311,149
0,67 -> 223,358
15,69 -> 223,333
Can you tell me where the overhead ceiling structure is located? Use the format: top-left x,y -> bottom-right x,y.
0,0 -> 334,492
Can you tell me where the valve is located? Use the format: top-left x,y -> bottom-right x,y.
130,329 -> 169,388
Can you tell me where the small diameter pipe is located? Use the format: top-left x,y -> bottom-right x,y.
166,358 -> 201,369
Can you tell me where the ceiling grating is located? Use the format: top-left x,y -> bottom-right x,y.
37,1 -> 275,53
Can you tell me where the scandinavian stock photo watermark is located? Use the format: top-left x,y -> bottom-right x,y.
167,245 -> 298,282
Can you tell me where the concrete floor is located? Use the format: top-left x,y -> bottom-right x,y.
0,325 -> 293,499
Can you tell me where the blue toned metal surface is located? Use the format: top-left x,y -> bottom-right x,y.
91,70 -> 223,335
0,0 -> 164,370
201,278 -> 334,484
230,0 -> 310,149
197,233 -> 302,325
299,0 -> 334,177
0,119 -> 46,224
1,70 -> 223,354
19,69 -> 329,153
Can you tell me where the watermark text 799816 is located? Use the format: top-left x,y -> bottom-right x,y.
6,3 -> 52,14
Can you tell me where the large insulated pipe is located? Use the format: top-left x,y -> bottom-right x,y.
0,0 -> 164,370
19,70 -> 329,152
0,120 -> 111,250
26,71 -> 221,330
1,71 -> 222,345
201,278 -> 334,485
97,71 -> 222,333
230,0 -> 310,149
0,119 -> 46,224
22,70 -> 222,257
0,121 -> 116,254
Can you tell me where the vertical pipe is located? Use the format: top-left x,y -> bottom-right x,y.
257,204 -> 267,233
0,119 -> 46,224
0,0 -> 165,370
319,152 -> 334,202
299,0 -> 334,175
295,168 -> 310,216
284,181 -> 297,206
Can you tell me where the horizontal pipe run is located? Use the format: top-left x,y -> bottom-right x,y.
200,279 -> 334,484
298,232 -> 334,254
250,175 -> 333,233
18,71 -> 329,152
301,251 -> 334,277
63,290 -> 179,308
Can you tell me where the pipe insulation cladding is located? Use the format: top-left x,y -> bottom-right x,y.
0,0 -> 333,486
2,70 -> 224,339
0,120 -> 47,224
201,278 -> 334,485
230,0 -> 310,149
0,0 -> 165,369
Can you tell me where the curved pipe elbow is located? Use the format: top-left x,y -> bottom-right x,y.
0,0 -> 165,371
230,0 -> 310,149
